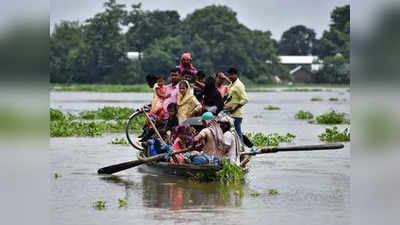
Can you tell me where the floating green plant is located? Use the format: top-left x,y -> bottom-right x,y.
245,132 -> 296,147
295,110 -> 314,120
253,115 -> 263,118
80,107 -> 135,120
110,137 -> 129,146
268,189 -> 279,195
54,173 -> 61,179
319,126 -> 350,142
118,198 -> 127,208
329,97 -> 339,101
216,158 -> 244,184
316,110 -> 350,124
311,96 -> 323,101
94,200 -> 106,210
264,105 -> 280,110
250,190 -> 261,197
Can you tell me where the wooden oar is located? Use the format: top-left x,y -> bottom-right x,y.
240,143 -> 344,167
97,147 -> 193,175
240,143 -> 344,156
142,109 -> 167,145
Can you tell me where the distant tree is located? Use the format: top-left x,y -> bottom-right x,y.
141,36 -> 184,76
314,55 -> 349,84
50,21 -> 83,83
74,0 -> 129,83
124,4 -> 181,52
318,5 -> 350,61
278,25 -> 317,55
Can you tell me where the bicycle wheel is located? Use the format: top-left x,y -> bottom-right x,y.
125,110 -> 146,150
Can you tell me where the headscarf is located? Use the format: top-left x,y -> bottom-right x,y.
217,115 -> 241,161
177,80 -> 195,106
207,120 -> 225,153
179,52 -> 198,75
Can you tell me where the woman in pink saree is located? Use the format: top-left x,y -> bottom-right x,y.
177,52 -> 198,75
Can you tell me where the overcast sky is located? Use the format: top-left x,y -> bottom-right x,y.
51,0 -> 349,39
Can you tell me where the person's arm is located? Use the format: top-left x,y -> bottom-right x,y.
189,97 -> 203,116
220,73 -> 232,86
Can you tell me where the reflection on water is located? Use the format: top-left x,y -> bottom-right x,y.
101,174 -> 245,210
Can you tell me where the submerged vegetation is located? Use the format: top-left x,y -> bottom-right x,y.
295,110 -> 314,120
264,105 -> 281,110
245,132 -> 296,147
50,107 -> 141,137
316,110 -> 350,124
319,126 -> 350,142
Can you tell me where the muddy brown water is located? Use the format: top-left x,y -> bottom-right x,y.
51,90 -> 350,225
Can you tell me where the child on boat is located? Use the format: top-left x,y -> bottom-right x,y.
166,103 -> 179,143
151,76 -> 167,117
169,125 -> 188,164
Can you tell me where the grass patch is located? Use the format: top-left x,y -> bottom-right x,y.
264,105 -> 280,110
110,137 -> 129,146
52,84 -> 151,92
80,106 -> 135,120
268,189 -> 279,195
245,132 -> 296,147
295,110 -> 314,120
329,97 -> 339,101
316,110 -> 350,124
94,200 -> 106,210
319,126 -> 350,142
311,96 -> 323,101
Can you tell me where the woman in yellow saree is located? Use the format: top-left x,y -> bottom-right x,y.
177,80 -> 202,123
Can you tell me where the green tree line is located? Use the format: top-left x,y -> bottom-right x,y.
50,0 -> 349,84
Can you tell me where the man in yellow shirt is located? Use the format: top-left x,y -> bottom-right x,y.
224,67 -> 248,141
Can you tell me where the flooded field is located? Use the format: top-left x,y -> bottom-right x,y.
50,89 -> 350,225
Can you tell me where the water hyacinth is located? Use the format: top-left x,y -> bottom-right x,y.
264,105 -> 280,110
245,132 -> 296,147
295,110 -> 314,120
110,137 -> 129,146
49,108 -> 141,137
316,110 -> 350,124
80,106 -> 135,120
319,126 -> 350,142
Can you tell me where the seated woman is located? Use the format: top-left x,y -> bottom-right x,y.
176,80 -> 202,123
191,112 -> 226,165
203,76 -> 223,115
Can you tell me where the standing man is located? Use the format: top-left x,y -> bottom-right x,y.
224,67 -> 248,141
162,68 -> 182,119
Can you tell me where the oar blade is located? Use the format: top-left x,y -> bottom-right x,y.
97,159 -> 143,174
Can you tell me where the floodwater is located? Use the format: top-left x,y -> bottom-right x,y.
50,89 -> 350,225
